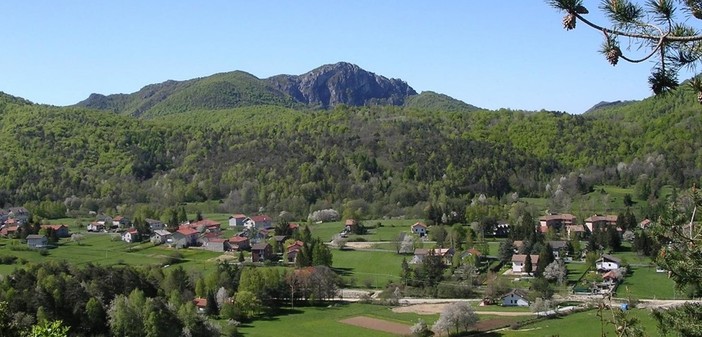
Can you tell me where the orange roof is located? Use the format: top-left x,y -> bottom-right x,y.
192,297 -> 207,308
177,228 -> 198,236
229,236 -> 249,243
231,214 -> 247,218
40,224 -> 66,230
345,219 -> 357,226
412,222 -> 427,228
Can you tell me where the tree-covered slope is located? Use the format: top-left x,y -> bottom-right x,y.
3,82 -> 701,219
404,91 -> 481,112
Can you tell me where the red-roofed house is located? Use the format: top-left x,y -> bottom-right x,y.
193,298 -> 207,314
585,214 -> 619,232
229,236 -> 250,251
0,225 -> 18,237
183,219 -> 221,233
174,228 -> 199,248
122,228 -> 140,243
538,214 -> 576,233
251,215 -> 272,229
411,222 -> 428,236
41,224 -> 70,238
286,240 -> 305,263
639,218 -> 652,230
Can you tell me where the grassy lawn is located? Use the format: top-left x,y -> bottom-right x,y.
332,249 -> 407,288
618,266 -> 677,300
566,261 -> 590,284
498,308 -> 659,337
0,233 -> 223,276
307,219 -> 421,243
237,302 -> 434,337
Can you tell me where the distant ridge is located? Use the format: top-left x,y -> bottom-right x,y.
76,62 -> 431,117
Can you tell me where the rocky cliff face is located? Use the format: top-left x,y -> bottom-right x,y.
267,62 -> 417,108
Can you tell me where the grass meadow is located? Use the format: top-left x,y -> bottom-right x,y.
237,302 -> 434,337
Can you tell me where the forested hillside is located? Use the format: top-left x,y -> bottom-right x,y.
1,79 -> 700,220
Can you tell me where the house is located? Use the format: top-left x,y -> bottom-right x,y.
181,219 -> 221,234
512,240 -> 525,253
602,270 -> 622,284
87,222 -> 105,232
344,219 -> 358,233
411,248 -> 454,265
286,240 -> 305,263
145,218 -> 165,231
511,254 -> 540,274
251,242 -> 272,262
173,228 -> 199,248
596,254 -> 621,271
585,214 -> 619,232
26,234 -> 48,249
288,223 -> 300,232
0,225 -> 18,237
242,217 -> 256,230
411,222 -> 428,236
122,228 -> 140,243
565,224 -> 587,240
229,236 -> 250,251
151,230 -> 173,244
228,214 -> 247,227
193,298 -> 208,314
538,213 -> 576,233
8,207 -> 30,224
41,224 -> 70,238
251,215 -> 273,229
547,240 -> 569,259
501,289 -> 530,307
112,216 -> 130,228
202,238 -> 230,252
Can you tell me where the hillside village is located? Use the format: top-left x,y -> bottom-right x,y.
0,202 -> 662,310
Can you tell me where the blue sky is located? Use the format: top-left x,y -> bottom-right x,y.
0,1 -> 674,114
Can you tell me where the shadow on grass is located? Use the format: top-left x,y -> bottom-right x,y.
332,267 -> 354,277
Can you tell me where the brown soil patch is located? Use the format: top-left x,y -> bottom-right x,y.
340,316 -> 411,335
345,242 -> 375,249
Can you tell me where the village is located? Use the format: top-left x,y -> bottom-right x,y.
0,204 -> 662,314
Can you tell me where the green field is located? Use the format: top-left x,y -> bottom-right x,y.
500,308 -> 659,337
331,249 -> 407,288
618,266 -> 677,300
0,233 -> 222,276
237,302 -> 434,337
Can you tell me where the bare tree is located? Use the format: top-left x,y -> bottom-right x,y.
543,260 -> 568,285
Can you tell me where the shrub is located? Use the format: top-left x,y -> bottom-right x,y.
38,249 -> 49,256
0,255 -> 17,265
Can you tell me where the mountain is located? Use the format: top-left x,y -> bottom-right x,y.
76,62 -> 420,117
583,100 -> 637,114
267,62 -> 416,108
404,91 -> 481,112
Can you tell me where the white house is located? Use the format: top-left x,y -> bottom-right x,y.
596,254 -> 621,271
122,228 -> 140,243
501,289 -> 530,307
511,254 -> 540,274
411,222 -> 427,236
229,214 -> 247,227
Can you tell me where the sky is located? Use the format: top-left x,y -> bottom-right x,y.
0,1 -> 676,114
